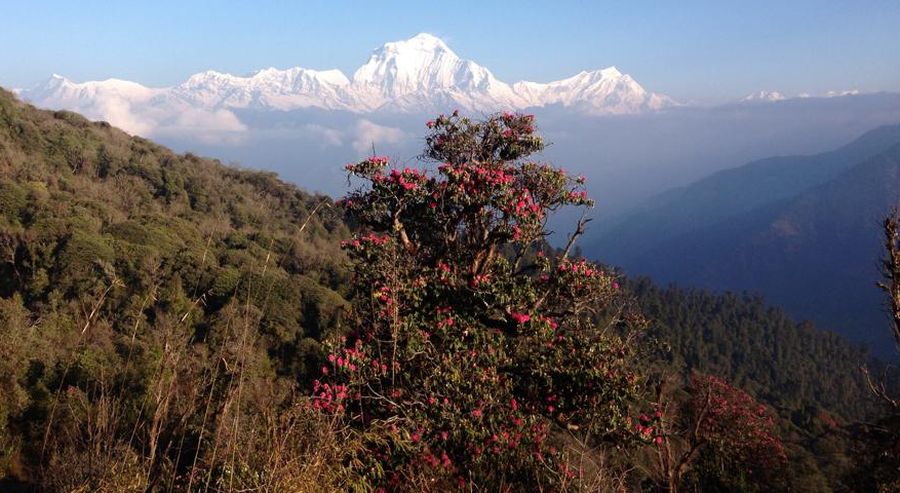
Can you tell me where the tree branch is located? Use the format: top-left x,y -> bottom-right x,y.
864,207 -> 900,408
561,208 -> 592,260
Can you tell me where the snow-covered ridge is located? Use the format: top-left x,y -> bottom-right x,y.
21,33 -> 673,118
742,90 -> 786,102
740,89 -> 863,104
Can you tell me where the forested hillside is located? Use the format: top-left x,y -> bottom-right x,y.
0,89 -> 893,491
0,88 -> 352,489
632,279 -> 889,489
0,87 -> 350,364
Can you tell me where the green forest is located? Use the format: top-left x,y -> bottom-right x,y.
0,88 -> 897,492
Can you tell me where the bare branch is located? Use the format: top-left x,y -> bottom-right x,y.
861,364 -> 899,408
878,207 -> 900,349
561,208 -> 592,260
862,207 -> 900,408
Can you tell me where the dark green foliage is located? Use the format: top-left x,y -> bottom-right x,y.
631,277 -> 892,491
0,88 -> 351,487
633,279 -> 875,419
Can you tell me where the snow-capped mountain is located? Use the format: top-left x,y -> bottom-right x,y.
350,33 -> 526,111
172,67 -> 353,111
514,67 -> 674,114
826,89 -> 860,98
27,73 -> 164,104
739,89 -> 865,104
19,33 -> 673,131
741,90 -> 786,103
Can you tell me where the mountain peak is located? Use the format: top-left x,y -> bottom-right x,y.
599,66 -> 622,78
388,33 -> 454,54
352,32 -> 484,99
25,35 -> 672,116
742,90 -> 786,102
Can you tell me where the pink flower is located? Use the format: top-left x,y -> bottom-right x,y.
510,312 -> 531,324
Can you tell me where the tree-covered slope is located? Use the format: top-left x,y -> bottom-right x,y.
632,278 -> 874,420
0,86 -> 350,358
0,88 -> 356,487
631,278 -> 892,491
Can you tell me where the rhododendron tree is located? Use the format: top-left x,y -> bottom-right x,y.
318,112 -> 646,490
649,373 -> 787,492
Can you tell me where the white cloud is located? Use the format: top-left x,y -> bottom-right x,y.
152,107 -> 248,144
302,124 -> 344,147
352,119 -> 405,154
90,97 -> 156,136
88,100 -> 248,145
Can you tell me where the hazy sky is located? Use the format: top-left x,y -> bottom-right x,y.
2,0 -> 899,103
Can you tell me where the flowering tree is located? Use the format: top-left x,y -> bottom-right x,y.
650,374 -> 787,492
316,112 -> 645,490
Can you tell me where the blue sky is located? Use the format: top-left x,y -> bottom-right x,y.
2,0 -> 899,102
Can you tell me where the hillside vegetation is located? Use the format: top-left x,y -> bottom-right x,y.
0,89 -> 893,491
0,88 -> 352,489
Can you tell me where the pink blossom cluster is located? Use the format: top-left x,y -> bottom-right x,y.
373,167 -> 428,192
631,412 -> 663,444
340,232 -> 391,249
311,380 -> 349,413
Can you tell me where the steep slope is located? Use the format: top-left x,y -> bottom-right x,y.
0,87 -> 358,487
632,278 -> 885,490
626,144 -> 900,353
0,87 -> 350,377
589,124 -> 900,268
